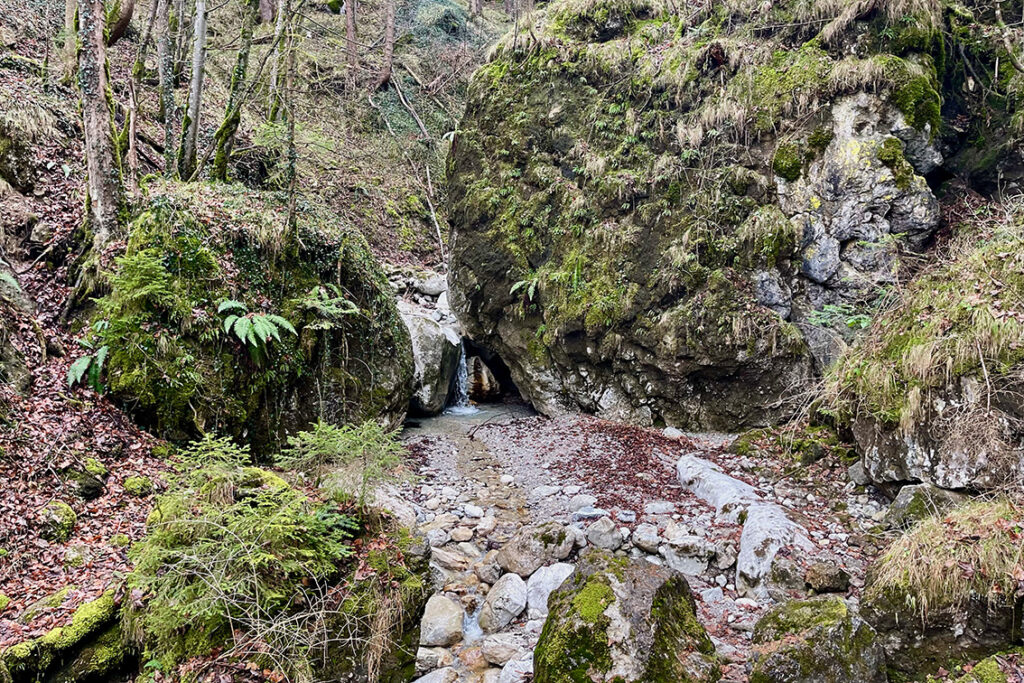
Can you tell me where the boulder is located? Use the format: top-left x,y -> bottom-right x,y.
478,573 -> 527,633
481,633 -> 523,666
631,523 -> 661,554
38,501 -> 76,543
749,596 -> 886,683
400,300 -> 462,415
419,594 -> 465,647
952,648 -> 1024,683
412,667 -> 458,683
804,562 -> 850,594
496,522 -> 574,577
861,500 -> 1023,676
660,535 -> 715,577
534,549 -> 719,682
885,483 -> 969,529
498,651 -> 533,683
584,516 -> 623,550
526,563 -> 575,618
468,356 -> 501,402
737,504 -> 814,599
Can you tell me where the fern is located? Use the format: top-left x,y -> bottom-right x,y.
218,299 -> 297,361
292,285 -> 358,330
67,344 -> 109,391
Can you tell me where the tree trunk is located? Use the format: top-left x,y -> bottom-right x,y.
106,0 -> 134,46
268,0 -> 287,119
284,25 -> 298,237
345,0 -> 357,90
211,0 -> 259,181
178,0 -> 207,180
63,0 -> 77,82
156,0 -> 178,174
470,0 -> 481,19
78,0 -> 123,253
375,0 -> 394,89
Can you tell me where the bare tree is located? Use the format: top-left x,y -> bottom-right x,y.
178,0 -> 208,179
78,0 -> 124,253
212,0 -> 260,180
345,0 -> 357,90
268,0 -> 288,119
375,0 -> 395,89
156,0 -> 178,174
106,0 -> 135,45
62,0 -> 77,82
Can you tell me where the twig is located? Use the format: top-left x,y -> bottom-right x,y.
995,2 -> 1024,74
390,74 -> 431,141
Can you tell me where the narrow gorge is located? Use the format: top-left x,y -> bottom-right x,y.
1,0 -> 1023,682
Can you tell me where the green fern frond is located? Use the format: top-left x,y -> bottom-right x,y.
218,299 -> 248,314
264,314 -> 296,336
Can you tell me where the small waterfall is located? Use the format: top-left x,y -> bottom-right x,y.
445,343 -> 479,415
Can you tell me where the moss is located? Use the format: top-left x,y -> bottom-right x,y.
953,648 -> 1024,683
109,534 -> 131,548
772,142 -> 803,181
806,127 -> 834,156
643,575 -> 718,681
571,578 -> 614,624
0,594 -> 9,612
40,501 -> 76,543
889,70 -> 943,137
83,458 -> 108,479
877,137 -> 914,191
3,593 -> 117,677
122,476 -> 153,497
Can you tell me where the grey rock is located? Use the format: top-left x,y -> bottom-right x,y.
479,573 -> 528,632
496,521 -> 574,577
847,460 -> 870,486
571,505 -> 609,522
415,647 -> 455,674
569,494 -> 598,511
676,454 -> 761,522
414,273 -> 448,297
419,594 -> 464,647
585,516 -> 623,550
632,523 -> 662,553
412,667 -> 458,683
643,501 -> 676,515
737,503 -> 814,600
498,651 -> 534,683
885,483 -> 969,529
526,562 -> 576,618
616,510 -> 637,524
660,535 -> 714,576
532,485 -> 561,498
481,633 -> 523,666
399,300 -> 461,416
805,561 -> 851,593
431,547 -> 469,571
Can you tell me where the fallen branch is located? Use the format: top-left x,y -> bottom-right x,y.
390,74 -> 431,141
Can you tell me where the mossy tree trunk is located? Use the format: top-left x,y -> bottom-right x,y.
345,0 -> 356,90
267,0 -> 287,119
211,0 -> 259,181
178,0 -> 207,180
78,0 -> 124,254
374,0 -> 394,89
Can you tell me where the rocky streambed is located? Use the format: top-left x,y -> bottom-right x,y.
393,406 -> 890,682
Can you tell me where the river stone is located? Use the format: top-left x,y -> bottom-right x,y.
804,561 -> 850,594
496,522 -> 574,577
526,562 -> 576,618
585,516 -> 623,550
475,550 -> 503,585
569,494 -> 598,511
676,454 -> 761,522
750,596 -> 886,683
431,547 -> 469,572
660,536 -> 714,577
412,667 -> 458,683
416,647 -> 455,674
642,501 -> 676,515
498,651 -> 534,683
885,483 -> 968,529
400,300 -> 461,416
481,633 -> 523,666
534,549 -> 720,682
419,594 -> 465,647
632,523 -> 661,554
479,573 -> 528,633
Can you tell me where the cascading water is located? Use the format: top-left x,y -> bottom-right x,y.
445,343 -> 480,415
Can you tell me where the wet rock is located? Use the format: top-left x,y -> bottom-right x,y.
468,356 -> 501,402
750,596 -> 886,683
526,562 -> 575,618
479,573 -> 527,633
400,300 -> 461,416
475,550 -> 503,585
496,522 -> 574,577
585,516 -> 623,550
885,483 -> 968,529
534,549 -> 720,682
419,594 -> 465,647
805,562 -> 851,594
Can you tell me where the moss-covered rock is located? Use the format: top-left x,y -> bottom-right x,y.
445,0 -> 1024,429
121,476 -> 153,497
825,216 -> 1024,490
952,648 -> 1024,683
534,548 -> 720,682
83,183 -> 413,453
2,592 -> 119,683
862,500 -> 1024,677
749,596 -> 886,683
38,501 -> 76,543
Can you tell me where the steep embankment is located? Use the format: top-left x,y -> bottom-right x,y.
448,0 -> 1024,432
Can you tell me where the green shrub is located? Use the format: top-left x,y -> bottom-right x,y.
125,435 -> 358,674
277,420 -> 405,501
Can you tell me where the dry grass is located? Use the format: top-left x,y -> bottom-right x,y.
866,499 -> 1024,620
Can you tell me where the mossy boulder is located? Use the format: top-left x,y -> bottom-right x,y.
826,219 -> 1024,490
84,183 -> 413,453
121,476 -> 153,497
444,0 -> 1024,429
65,460 -> 109,501
861,500 -> 1024,677
1,592 -> 119,683
38,501 -> 76,543
884,483 -> 968,529
534,548 -> 720,682
749,596 -> 886,683
952,648 -> 1024,683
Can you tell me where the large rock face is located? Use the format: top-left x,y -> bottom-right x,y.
448,0 -> 1022,431
533,549 -> 720,682
399,300 -> 461,415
